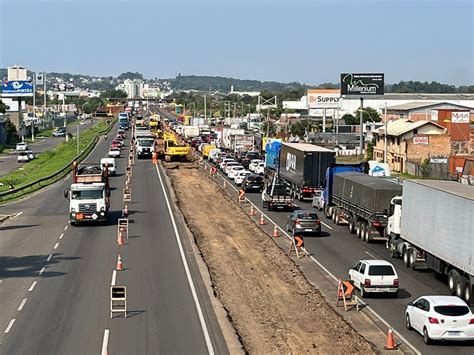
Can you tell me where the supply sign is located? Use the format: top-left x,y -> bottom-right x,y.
1,80 -> 33,97
307,89 -> 341,109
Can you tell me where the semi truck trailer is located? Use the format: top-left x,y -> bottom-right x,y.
387,180 -> 474,304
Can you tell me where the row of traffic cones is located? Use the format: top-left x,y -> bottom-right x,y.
248,205 -> 279,238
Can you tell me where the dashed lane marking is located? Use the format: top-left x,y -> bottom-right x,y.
64,225 -> 68,231
38,267 -> 46,275
59,233 -> 64,240
28,281 -> 37,292
365,251 -> 376,259
17,298 -> 27,311
101,329 -> 110,355
4,319 -> 15,334
53,242 -> 59,249
111,270 -> 117,286
46,253 -> 53,262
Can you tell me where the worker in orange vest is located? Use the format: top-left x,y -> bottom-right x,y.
238,187 -> 246,203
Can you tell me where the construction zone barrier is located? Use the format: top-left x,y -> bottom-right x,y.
116,254 -> 124,271
272,224 -> 279,238
123,187 -> 131,203
122,205 -> 129,218
336,279 -> 359,311
110,286 -> 127,318
118,218 -> 129,239
126,166 -> 132,179
129,153 -> 134,166
249,205 -> 256,216
289,234 -> 309,259
211,166 -> 217,177
259,213 -> 266,225
238,188 -> 246,204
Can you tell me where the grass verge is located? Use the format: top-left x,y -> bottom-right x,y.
0,120 -> 110,193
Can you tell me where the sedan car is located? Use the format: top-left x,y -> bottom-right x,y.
228,165 -> 245,180
16,142 -> 29,151
406,295 -> 474,344
235,170 -> 252,185
349,259 -> 399,298
242,174 -> 264,192
311,190 -> 324,211
224,162 -> 240,176
17,152 -> 30,163
255,162 -> 265,175
286,210 -> 321,236
25,150 -> 36,160
52,128 -> 66,137
111,140 -> 122,149
108,147 -> 121,158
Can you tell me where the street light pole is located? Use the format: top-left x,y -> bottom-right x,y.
32,72 -> 35,142
384,102 -> 387,164
63,94 -> 68,142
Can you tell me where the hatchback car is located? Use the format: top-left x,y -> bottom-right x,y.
349,260 -> 399,298
228,165 -> 245,180
248,159 -> 262,172
406,295 -> 474,344
235,170 -> 252,185
17,152 -> 30,163
108,147 -> 121,158
219,158 -> 235,171
111,140 -> 122,149
255,162 -> 265,175
16,142 -> 29,151
286,210 -> 321,236
242,174 -> 264,192
311,190 -> 324,211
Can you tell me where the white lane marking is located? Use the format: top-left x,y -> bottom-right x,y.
365,251 -> 376,259
53,242 -> 59,249
320,221 -> 333,230
64,225 -> 68,231
39,267 -> 46,275
17,298 -> 27,311
63,174 -> 70,181
4,319 -> 15,333
46,253 -> 53,262
111,270 -> 117,286
59,233 -> 64,240
101,329 -> 110,355
155,165 -> 215,355
202,159 -> 421,355
28,281 -> 37,292
11,212 -> 23,220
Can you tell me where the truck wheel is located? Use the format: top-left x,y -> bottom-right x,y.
359,223 -> 365,241
457,276 -> 468,299
464,279 -> 471,305
324,206 -> 331,219
403,248 -> 410,267
356,222 -> 361,238
332,210 -> 337,223
348,219 -> 356,234
364,224 -> 370,243
409,250 -> 417,269
335,214 -> 340,225
448,270 -> 460,295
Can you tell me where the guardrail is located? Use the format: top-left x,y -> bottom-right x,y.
0,119 -> 117,203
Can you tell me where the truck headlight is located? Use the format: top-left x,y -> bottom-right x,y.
71,208 -> 76,212
100,207 -> 105,212
100,212 -> 105,216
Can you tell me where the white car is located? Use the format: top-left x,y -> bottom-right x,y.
406,295 -> 474,344
219,158 -> 235,171
235,170 -> 252,185
255,162 -> 265,175
311,190 -> 324,211
108,147 -> 121,158
248,159 -> 262,172
25,150 -> 36,160
101,157 -> 117,176
16,142 -> 29,151
17,152 -> 30,163
224,162 -> 240,176
349,259 -> 399,298
228,165 -> 245,180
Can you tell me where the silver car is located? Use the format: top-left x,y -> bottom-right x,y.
311,190 -> 324,211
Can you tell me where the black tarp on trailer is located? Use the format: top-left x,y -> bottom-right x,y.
333,172 -> 402,213
279,143 -> 335,188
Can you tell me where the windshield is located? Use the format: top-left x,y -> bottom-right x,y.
434,305 -> 470,316
138,140 -> 154,146
368,265 -> 395,276
71,189 -> 103,200
297,212 -> 318,220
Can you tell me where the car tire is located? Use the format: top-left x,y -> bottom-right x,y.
405,314 -> 412,330
423,327 -> 432,345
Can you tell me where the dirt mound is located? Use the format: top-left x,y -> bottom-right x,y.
167,165 -> 374,354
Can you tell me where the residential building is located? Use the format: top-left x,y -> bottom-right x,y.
116,79 -> 144,98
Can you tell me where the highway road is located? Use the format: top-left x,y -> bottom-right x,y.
0,123 -> 228,354
0,119 -> 97,177
203,152 -> 474,355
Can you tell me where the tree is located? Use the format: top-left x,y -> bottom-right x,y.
118,72 -> 143,80
100,89 -> 127,99
5,119 -> 19,144
0,100 -> 9,114
261,120 -> 277,136
82,97 -> 104,114
345,107 -> 381,125
341,113 -> 357,125
366,138 -> 375,161
290,119 -> 312,138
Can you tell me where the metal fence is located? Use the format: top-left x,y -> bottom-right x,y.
0,119 -> 117,203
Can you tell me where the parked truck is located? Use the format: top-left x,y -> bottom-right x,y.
66,162 -> 110,225
330,172 -> 402,242
387,180 -> 474,304
277,143 -> 336,201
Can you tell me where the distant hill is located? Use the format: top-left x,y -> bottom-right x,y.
170,74 -> 308,92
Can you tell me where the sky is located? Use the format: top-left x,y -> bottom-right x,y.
0,0 -> 473,85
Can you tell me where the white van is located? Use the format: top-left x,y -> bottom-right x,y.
100,157 -> 117,176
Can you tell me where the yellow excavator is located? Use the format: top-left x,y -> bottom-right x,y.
155,129 -> 192,162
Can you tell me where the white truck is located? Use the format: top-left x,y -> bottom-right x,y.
387,180 -> 474,304
65,162 -> 110,225
183,126 -> 200,139
135,133 -> 155,159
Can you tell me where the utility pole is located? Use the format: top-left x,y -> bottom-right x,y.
77,123 -> 80,156
32,72 -> 35,142
204,94 -> 207,122
359,98 -> 364,159
384,102 -> 388,164
63,94 -> 68,142
43,72 -> 47,129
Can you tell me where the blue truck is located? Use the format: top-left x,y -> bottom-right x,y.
118,112 -> 130,130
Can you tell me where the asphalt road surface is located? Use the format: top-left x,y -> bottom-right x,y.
0,119 -> 96,178
212,160 -> 474,355
0,125 -> 227,354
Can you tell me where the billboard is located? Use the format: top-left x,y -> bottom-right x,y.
413,135 -> 429,145
1,80 -> 33,97
340,73 -> 384,97
451,111 -> 470,123
307,89 -> 341,109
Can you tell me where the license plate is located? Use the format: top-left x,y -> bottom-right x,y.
252,185 -> 260,188
276,206 -> 284,209
448,331 -> 461,335
305,229 -> 313,232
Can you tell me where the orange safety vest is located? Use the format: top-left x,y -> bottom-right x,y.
238,189 -> 246,200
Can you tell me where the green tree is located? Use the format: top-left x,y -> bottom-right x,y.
5,119 -> 19,144
341,113 -> 357,125
261,120 -> 277,136
366,138 -> 375,160
290,119 -> 312,138
100,89 -> 127,99
0,100 -> 9,114
118,72 -> 143,80
82,97 -> 104,114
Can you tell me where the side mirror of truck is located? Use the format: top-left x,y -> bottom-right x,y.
63,189 -> 69,199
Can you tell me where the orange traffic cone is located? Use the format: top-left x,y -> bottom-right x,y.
249,205 -> 256,216
123,205 -> 129,218
384,327 -> 397,350
117,231 -> 124,246
259,213 -> 266,225
273,225 -> 279,238
116,254 -> 123,271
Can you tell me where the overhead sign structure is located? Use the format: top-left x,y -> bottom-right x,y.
1,80 -> 33,97
340,73 -> 384,97
307,89 -> 341,109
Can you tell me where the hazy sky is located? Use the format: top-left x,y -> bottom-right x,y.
1,0 -> 473,85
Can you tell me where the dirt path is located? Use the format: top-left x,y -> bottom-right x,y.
167,163 -> 374,354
